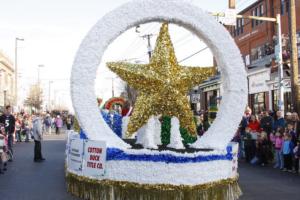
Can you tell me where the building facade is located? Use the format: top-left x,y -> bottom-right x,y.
191,0 -> 300,114
0,51 -> 15,111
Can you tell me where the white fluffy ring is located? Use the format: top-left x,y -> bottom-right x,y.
71,0 -> 247,150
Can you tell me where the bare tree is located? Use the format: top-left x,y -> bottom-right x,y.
24,84 -> 43,111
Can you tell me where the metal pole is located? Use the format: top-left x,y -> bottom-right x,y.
141,34 -> 153,61
289,0 -> 300,113
48,81 -> 53,111
15,39 -> 17,107
112,77 -> 115,97
146,35 -> 152,60
276,14 -> 284,114
14,38 -> 24,109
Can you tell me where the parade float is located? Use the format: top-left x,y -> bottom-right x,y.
66,0 -> 247,199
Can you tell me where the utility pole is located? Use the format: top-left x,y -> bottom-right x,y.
112,77 -> 115,97
15,37 -> 24,109
141,34 -> 153,60
289,0 -> 300,113
228,0 -> 235,9
276,14 -> 285,114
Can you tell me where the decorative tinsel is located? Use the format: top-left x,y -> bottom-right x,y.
106,148 -> 232,163
112,113 -> 122,138
66,171 -> 242,200
161,116 -> 171,145
79,129 -> 88,139
161,116 -> 197,145
101,110 -> 122,138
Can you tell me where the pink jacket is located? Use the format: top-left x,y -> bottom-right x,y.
270,134 -> 283,150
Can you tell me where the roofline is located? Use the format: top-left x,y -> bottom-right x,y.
0,51 -> 14,72
238,0 -> 263,15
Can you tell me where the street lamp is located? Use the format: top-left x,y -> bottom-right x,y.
15,37 -> 24,108
48,80 -> 53,111
37,64 -> 44,84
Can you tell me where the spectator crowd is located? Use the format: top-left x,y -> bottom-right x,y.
237,107 -> 300,173
0,105 -> 74,174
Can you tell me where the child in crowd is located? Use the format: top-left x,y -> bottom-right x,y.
270,128 -> 284,169
243,127 -> 256,162
256,131 -> 272,166
286,123 -> 297,145
282,133 -> 294,172
293,140 -> 300,174
0,124 -> 8,174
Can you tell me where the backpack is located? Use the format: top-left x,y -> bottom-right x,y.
45,118 -> 51,126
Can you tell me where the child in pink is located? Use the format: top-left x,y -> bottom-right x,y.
0,125 -> 8,174
270,129 -> 284,169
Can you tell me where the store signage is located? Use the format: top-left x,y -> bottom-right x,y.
223,9 -> 237,26
82,140 -> 107,177
271,80 -> 291,90
191,94 -> 201,103
248,70 -> 270,94
68,139 -> 84,172
238,29 -> 258,41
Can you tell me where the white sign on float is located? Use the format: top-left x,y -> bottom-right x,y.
68,139 -> 84,172
82,140 -> 107,177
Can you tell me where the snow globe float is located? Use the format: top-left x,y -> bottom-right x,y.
66,0 -> 247,199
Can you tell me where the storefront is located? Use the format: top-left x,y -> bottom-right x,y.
198,75 -> 222,112
248,68 -> 271,114
267,78 -> 292,112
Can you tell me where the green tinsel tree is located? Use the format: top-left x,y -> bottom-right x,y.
160,116 -> 197,145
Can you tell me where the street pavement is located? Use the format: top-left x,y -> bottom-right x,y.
0,133 -> 299,200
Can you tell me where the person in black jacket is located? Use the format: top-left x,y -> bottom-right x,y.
0,106 -> 15,159
260,111 -> 274,137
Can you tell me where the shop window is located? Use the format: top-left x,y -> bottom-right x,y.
272,90 -> 279,111
255,7 -> 259,25
281,0 -> 285,15
284,92 -> 292,112
259,4 -> 264,24
253,93 -> 266,114
241,18 -> 244,33
252,10 -> 255,28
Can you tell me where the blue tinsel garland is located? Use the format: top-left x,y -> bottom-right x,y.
101,110 -> 122,138
106,148 -> 233,163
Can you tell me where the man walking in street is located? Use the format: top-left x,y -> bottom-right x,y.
43,114 -> 52,134
32,113 -> 45,162
0,105 -> 15,161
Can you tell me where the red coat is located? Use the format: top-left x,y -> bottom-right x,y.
248,121 -> 261,132
121,108 -> 130,117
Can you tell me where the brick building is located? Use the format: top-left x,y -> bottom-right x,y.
195,0 -> 300,114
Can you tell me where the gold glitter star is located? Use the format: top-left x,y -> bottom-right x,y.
107,23 -> 216,136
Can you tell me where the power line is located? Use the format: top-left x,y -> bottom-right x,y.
178,47 -> 209,63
